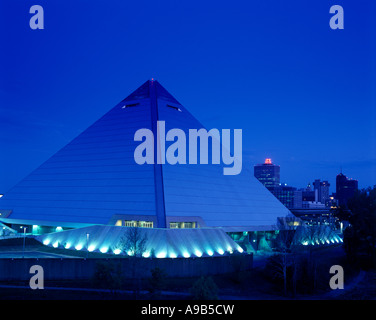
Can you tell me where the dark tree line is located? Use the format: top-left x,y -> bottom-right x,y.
341,186 -> 376,268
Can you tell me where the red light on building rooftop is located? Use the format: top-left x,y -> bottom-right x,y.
265,158 -> 272,164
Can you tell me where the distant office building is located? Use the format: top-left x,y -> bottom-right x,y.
293,190 -> 303,209
254,158 -> 280,189
302,183 -> 315,202
325,195 -> 338,208
313,179 -> 330,205
291,208 -> 339,229
268,185 -> 296,209
302,191 -> 315,202
336,173 -> 358,206
254,159 -> 296,208
294,180 -> 332,209
302,201 -> 326,209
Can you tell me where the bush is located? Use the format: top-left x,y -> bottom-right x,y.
91,261 -> 123,291
148,267 -> 167,294
264,254 -> 284,283
190,276 -> 218,300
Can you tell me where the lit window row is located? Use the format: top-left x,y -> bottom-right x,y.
169,222 -> 196,229
115,220 -> 154,228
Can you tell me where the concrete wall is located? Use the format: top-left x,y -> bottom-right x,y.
0,254 -> 253,281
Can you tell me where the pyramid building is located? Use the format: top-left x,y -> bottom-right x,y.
0,80 -> 290,236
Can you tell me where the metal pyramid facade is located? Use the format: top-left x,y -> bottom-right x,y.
0,80 -> 290,231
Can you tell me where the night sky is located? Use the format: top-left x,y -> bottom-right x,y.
0,0 -> 375,193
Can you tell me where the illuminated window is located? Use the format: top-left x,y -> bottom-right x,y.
124,220 -> 138,227
115,220 -> 122,226
169,222 -> 196,229
123,220 -> 153,228
138,221 -> 153,228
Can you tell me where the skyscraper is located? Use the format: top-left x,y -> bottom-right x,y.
268,184 -> 296,209
313,179 -> 330,205
254,159 -> 296,209
254,158 -> 280,189
302,183 -> 315,202
336,172 -> 358,206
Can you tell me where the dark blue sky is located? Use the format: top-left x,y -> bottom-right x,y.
0,0 -> 375,193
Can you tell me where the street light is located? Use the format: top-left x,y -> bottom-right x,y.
86,233 -> 89,259
22,227 -> 26,258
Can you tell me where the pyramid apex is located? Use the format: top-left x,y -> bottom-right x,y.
123,79 -> 180,105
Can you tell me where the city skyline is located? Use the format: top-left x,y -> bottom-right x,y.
255,157 -> 359,193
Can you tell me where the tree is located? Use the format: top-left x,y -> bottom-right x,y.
116,227 -> 148,258
190,276 -> 218,300
91,261 -> 123,292
275,215 -> 300,295
148,267 -> 167,296
115,227 -> 149,298
264,254 -> 285,291
331,205 -> 352,224
292,224 -> 332,293
344,186 -> 376,267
